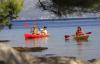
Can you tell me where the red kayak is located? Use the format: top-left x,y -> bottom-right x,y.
24,33 -> 48,39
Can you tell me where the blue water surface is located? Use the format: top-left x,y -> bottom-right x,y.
0,18 -> 100,60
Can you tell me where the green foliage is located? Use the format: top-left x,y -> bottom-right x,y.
38,0 -> 100,17
0,0 -> 24,25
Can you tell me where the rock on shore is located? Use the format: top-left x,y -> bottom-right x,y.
0,43 -> 33,64
0,43 -> 100,64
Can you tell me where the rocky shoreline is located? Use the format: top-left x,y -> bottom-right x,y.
0,43 -> 100,64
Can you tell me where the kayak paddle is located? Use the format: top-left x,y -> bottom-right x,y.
86,32 -> 92,34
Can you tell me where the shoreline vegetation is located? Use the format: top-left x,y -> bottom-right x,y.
0,43 -> 100,64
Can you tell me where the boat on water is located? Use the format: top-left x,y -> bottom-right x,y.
64,31 -> 91,41
24,33 -> 48,39
74,35 -> 89,41
64,35 -> 89,42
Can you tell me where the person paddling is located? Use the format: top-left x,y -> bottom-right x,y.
75,26 -> 86,37
32,25 -> 40,35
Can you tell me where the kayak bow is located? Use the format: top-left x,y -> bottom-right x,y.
24,33 -> 48,39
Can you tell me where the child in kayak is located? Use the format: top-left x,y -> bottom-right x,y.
75,26 -> 86,37
41,26 -> 48,35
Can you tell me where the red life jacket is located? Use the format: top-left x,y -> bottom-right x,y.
76,31 -> 84,36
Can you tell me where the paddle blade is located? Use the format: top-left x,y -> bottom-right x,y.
86,32 -> 92,34
64,35 -> 70,40
64,35 -> 70,38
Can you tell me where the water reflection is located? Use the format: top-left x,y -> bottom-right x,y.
25,37 -> 48,47
75,39 -> 88,45
76,43 -> 84,59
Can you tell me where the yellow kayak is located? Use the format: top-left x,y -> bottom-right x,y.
74,35 -> 89,41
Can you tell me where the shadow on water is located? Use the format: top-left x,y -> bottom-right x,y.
13,47 -> 48,52
0,40 -> 10,42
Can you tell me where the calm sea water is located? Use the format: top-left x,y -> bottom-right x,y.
0,18 -> 100,60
